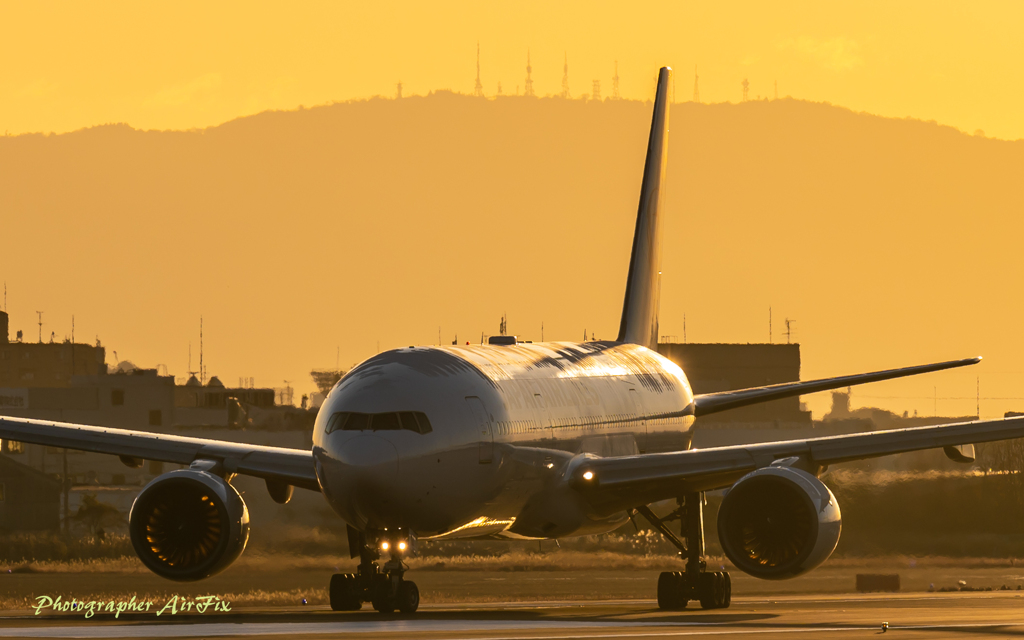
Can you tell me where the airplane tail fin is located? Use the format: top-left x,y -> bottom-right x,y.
617,66 -> 671,349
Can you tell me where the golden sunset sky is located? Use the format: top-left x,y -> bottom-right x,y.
2,1 -> 1022,139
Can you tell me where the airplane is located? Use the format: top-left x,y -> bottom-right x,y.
3,66 -> 1024,615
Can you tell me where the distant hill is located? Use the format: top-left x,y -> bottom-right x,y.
2,95 -> 1022,417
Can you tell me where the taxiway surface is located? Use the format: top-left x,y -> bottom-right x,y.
2,592 -> 1024,639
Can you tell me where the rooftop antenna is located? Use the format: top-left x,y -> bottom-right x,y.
541,321 -> 544,342
36,311 -> 44,343
769,307 -> 772,344
693,65 -> 700,103
524,49 -> 535,97
683,314 -> 687,343
612,61 -> 620,99
474,42 -> 484,97
561,52 -> 570,98
199,316 -> 204,385
784,318 -> 794,344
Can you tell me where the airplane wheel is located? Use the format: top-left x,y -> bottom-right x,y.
329,574 -> 361,611
698,572 -> 718,610
721,572 -> 732,608
657,571 -> 687,610
372,576 -> 395,613
396,580 -> 420,613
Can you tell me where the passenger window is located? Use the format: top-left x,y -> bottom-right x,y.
325,412 -> 350,434
371,412 -> 401,431
344,413 -> 370,431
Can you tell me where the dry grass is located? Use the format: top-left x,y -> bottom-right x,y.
8,550 -> 1024,577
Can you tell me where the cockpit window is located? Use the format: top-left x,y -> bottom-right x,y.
325,412 -> 349,434
343,412 -> 369,431
400,411 -> 433,434
370,412 -> 400,430
325,410 -> 432,434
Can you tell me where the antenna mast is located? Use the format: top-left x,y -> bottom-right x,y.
36,311 -> 44,343
524,50 -> 535,97
474,42 -> 484,97
200,316 -> 204,385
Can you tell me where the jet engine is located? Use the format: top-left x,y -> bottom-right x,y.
717,465 -> 841,580
129,469 -> 250,582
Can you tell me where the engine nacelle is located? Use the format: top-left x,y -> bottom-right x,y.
717,465 -> 841,580
129,469 -> 250,582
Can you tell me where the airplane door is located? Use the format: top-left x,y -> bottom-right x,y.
466,396 -> 494,464
629,388 -> 647,453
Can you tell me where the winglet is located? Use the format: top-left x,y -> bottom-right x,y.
617,67 -> 671,349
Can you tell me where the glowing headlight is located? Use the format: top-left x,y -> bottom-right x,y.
381,541 -> 390,551
583,471 -> 594,480
398,541 -> 407,551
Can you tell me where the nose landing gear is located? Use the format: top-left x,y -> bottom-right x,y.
638,491 -> 732,610
330,526 -> 419,613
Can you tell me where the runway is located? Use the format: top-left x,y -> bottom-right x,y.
2,592 -> 1024,639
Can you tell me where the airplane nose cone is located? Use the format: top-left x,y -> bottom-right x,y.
337,435 -> 399,477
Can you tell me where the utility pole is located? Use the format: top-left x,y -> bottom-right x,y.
768,307 -> 772,344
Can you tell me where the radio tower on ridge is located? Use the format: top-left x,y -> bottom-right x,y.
693,65 -> 700,103
474,42 -> 484,97
524,50 -> 535,97
561,52 -> 570,98
612,61 -> 620,99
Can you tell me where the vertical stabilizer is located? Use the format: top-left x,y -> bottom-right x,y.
617,67 -> 671,349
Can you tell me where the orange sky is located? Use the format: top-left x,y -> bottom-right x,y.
2,1 -> 1022,139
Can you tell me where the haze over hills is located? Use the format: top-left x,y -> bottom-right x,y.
1,95 -> 1022,418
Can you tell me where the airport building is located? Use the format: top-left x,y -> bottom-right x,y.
0,309 -> 310,515
657,342 -> 811,425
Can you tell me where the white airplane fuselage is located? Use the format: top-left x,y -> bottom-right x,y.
312,340 -> 694,541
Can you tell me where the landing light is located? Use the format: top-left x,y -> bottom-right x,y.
381,541 -> 390,551
583,471 -> 594,481
398,541 -> 407,551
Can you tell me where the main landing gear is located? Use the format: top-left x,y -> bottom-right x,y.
637,491 -> 731,610
330,527 -> 420,614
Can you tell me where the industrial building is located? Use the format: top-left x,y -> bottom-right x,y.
657,342 -> 811,425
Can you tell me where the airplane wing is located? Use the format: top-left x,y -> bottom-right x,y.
570,415 -> 1024,514
0,416 -> 321,492
691,357 -> 981,417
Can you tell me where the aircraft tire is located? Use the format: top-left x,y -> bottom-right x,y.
329,574 -> 361,611
698,572 -> 718,609
396,580 -> 420,613
371,576 -> 395,613
657,571 -> 687,610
